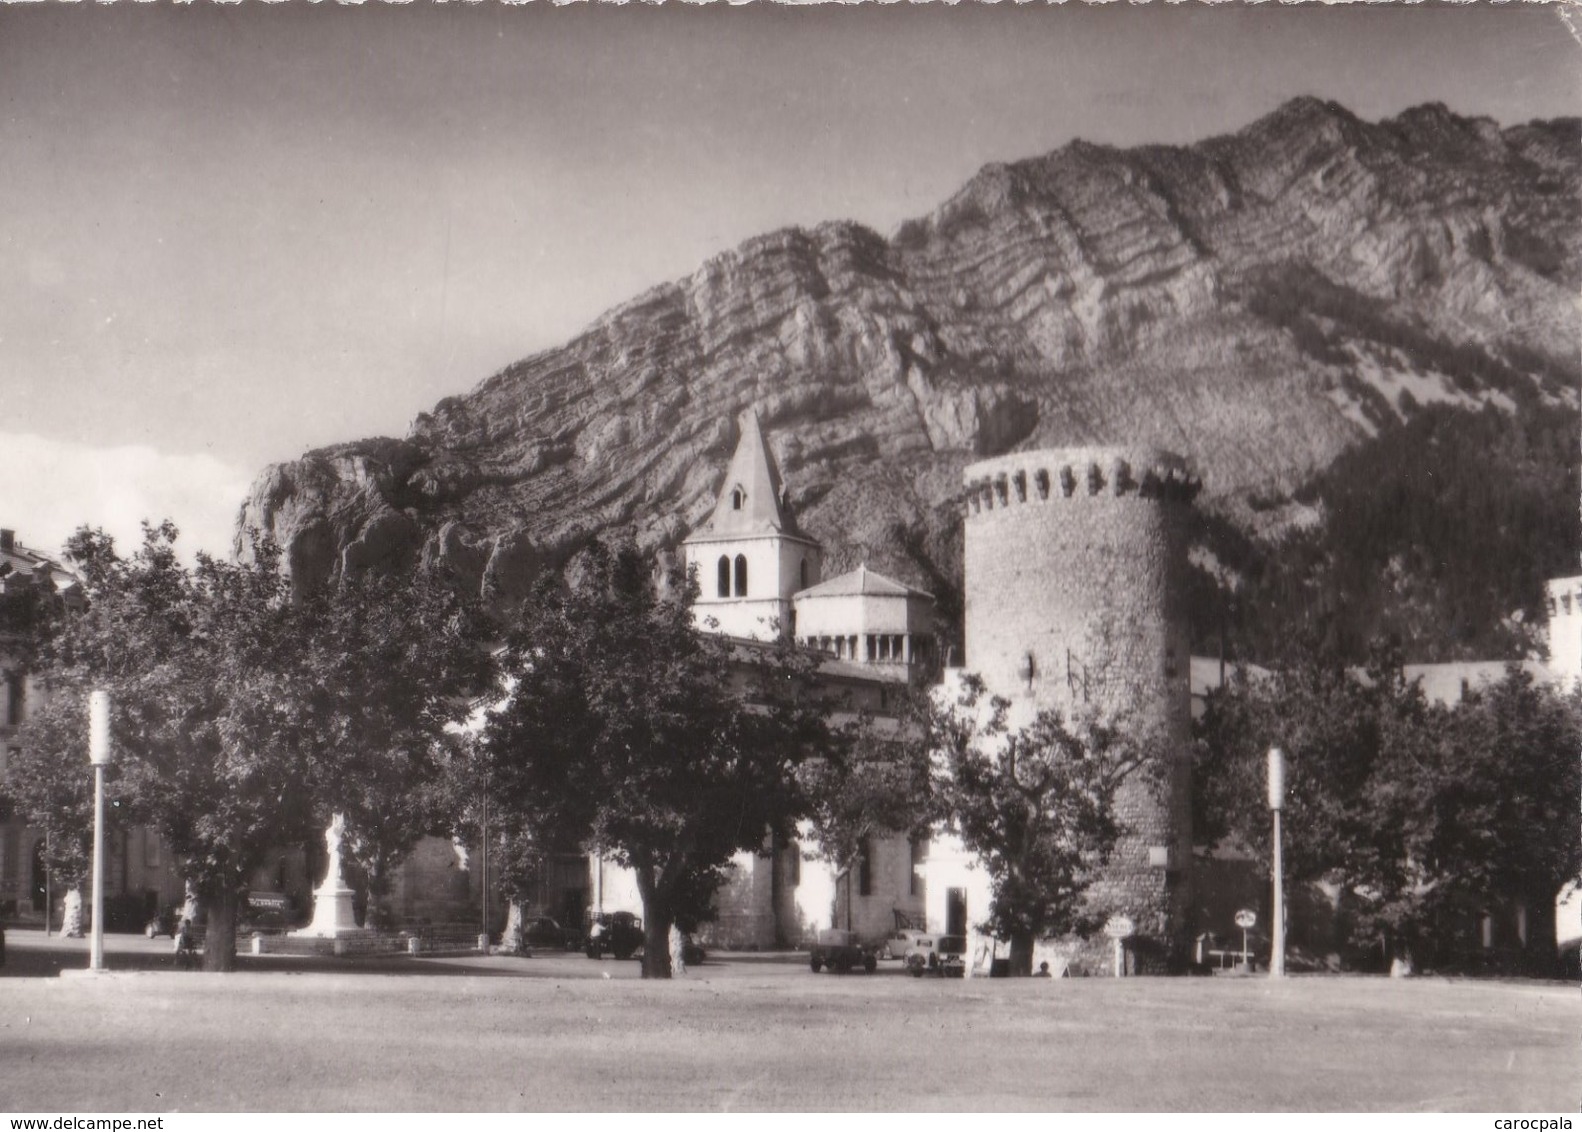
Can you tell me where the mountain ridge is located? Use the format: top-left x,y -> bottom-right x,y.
237,97 -> 1581,660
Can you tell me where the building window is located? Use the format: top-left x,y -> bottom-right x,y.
910,837 -> 926,897
733,555 -> 748,597
731,487 -> 745,511
716,556 -> 731,598
800,558 -> 808,588
858,837 -> 873,897
5,673 -> 21,727
145,831 -> 161,869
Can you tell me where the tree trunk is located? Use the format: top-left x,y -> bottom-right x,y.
203,886 -> 239,972
1521,892 -> 1560,978
633,865 -> 672,979
1008,931 -> 1034,977
769,830 -> 785,949
642,915 -> 673,979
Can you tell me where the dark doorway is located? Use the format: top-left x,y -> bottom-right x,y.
561,887 -> 587,936
946,887 -> 967,937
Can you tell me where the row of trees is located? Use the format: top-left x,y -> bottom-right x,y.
1195,645 -> 1582,975
4,527 -> 1145,978
480,543 -> 1144,977
6,523 -> 492,969
14,523 -> 1571,979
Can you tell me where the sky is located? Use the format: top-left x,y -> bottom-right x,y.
2,0 -> 1578,562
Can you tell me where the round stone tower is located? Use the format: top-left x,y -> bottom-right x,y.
961,447 -> 1199,971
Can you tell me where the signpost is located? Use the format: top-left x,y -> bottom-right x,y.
1104,914 -> 1135,978
1234,908 -> 1256,969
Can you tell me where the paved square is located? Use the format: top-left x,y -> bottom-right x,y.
1,932 -> 1574,1111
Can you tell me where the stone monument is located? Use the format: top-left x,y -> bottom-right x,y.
292,813 -> 362,938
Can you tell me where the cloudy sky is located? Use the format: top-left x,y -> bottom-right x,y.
2,1 -> 1577,561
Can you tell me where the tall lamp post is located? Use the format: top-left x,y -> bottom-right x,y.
88,689 -> 111,973
1267,746 -> 1286,979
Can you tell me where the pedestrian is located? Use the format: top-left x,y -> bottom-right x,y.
668,922 -> 686,976
174,918 -> 195,970
1034,960 -> 1052,978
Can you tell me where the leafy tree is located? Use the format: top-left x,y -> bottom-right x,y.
6,687 -> 100,922
1424,668 -> 1582,975
18,522 -> 494,969
929,675 -> 1146,975
1191,644 -> 1582,973
484,540 -> 829,978
290,569 -> 497,928
800,695 -> 934,932
1195,648 -> 1416,886
0,536 -> 75,890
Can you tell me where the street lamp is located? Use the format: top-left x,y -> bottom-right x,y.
87,689 -> 111,973
1267,746 -> 1286,979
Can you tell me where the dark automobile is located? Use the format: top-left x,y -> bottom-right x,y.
809,928 -> 878,974
522,915 -> 570,951
585,911 -> 643,960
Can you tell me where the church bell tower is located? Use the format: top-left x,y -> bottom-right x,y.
682,409 -> 821,641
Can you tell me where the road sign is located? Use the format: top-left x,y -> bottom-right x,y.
1234,909 -> 1257,929
1103,915 -> 1135,940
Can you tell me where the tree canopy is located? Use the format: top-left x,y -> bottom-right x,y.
483,540 -> 830,977
1194,649 -> 1581,974
928,675 -> 1149,974
799,694 -> 934,932
9,522 -> 494,969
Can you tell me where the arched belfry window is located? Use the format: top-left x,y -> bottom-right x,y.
733,554 -> 748,597
716,556 -> 731,598
730,486 -> 745,511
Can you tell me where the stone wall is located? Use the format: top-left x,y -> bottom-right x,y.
961,447 -> 1198,970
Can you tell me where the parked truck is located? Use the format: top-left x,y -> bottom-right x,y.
809,928 -> 878,974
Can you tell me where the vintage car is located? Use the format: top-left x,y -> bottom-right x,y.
584,911 -> 644,960
905,934 -> 967,977
521,915 -> 572,951
809,928 -> 878,974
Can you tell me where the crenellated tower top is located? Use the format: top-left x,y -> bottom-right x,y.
963,447 -> 1201,517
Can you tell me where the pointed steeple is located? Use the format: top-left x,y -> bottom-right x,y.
708,409 -> 794,535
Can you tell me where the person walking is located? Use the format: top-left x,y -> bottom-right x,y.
174,918 -> 195,970
668,923 -> 687,976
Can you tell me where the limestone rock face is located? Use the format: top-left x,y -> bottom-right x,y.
238,99 -> 1579,628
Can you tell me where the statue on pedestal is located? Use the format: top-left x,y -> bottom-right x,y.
292,811 -> 362,939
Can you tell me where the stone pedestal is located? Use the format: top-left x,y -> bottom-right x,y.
293,878 -> 361,938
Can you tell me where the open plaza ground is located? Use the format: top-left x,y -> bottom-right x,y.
0,930 -> 1575,1112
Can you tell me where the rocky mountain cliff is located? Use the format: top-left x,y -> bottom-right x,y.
238,98 -> 1581,657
